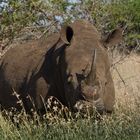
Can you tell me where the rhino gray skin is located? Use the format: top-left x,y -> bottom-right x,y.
0,20 -> 122,114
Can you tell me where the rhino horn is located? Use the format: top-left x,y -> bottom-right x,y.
87,49 -> 97,83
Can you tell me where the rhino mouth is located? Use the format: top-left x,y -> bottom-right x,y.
74,99 -> 105,115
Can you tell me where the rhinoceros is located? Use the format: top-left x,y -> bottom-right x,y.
0,20 -> 122,114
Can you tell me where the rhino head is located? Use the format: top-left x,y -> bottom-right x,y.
56,20 -> 123,114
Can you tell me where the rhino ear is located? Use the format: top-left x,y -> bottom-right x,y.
60,25 -> 74,45
102,27 -> 123,48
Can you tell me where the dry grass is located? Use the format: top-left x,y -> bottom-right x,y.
111,51 -> 140,112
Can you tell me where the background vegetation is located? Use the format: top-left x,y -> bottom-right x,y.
0,0 -> 140,52
0,0 -> 140,139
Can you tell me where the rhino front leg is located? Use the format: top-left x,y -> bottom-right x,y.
35,77 -> 49,113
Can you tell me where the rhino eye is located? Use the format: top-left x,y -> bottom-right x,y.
82,64 -> 91,77
76,73 -> 85,83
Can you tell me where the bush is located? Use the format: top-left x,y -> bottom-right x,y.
91,0 -> 140,52
0,0 -> 140,52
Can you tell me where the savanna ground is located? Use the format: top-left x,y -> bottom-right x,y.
0,47 -> 140,140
